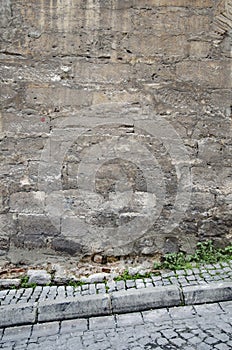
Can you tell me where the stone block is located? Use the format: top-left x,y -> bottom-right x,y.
27,269 -> 51,286
17,214 -> 58,237
0,214 -> 16,243
122,34 -> 188,58
25,85 -> 93,109
2,324 -> 32,342
89,315 -> 116,330
11,214 -> 59,249
197,139 -> 232,166
189,192 -> 215,211
131,11 -> 210,37
192,166 -> 231,192
38,294 -> 111,322
10,192 -> 45,214
51,236 -> 85,256
183,282 -> 232,305
0,278 -> 21,288
111,0 -> 215,9
80,273 -> 109,284
2,112 -> 50,135
60,318 -> 88,334
111,285 -> 181,313
30,322 -> 60,339
189,41 -> 211,58
0,303 -> 36,327
0,84 -> 18,104
72,62 -> 132,84
176,61 -> 232,89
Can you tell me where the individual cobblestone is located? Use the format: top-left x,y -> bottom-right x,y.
95,283 -> 106,293
65,286 -> 73,298
135,279 -> 145,289
81,284 -> 89,291
73,286 -> 81,296
56,286 -> 65,299
89,284 -> 97,295
115,280 -> 126,291
125,280 -> 136,289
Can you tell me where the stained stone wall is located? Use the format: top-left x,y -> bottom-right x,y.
0,0 -> 231,265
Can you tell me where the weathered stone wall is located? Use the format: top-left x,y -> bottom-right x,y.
0,0 -> 231,265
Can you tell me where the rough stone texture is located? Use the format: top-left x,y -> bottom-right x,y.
1,279 -> 232,327
0,0 -> 231,264
1,301 -> 232,349
183,282 -> 232,305
0,278 -> 21,288
111,285 -> 181,313
38,294 -> 111,322
0,303 -> 36,327
27,269 -> 51,286
80,273 -> 110,284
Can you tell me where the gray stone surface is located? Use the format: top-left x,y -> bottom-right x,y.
0,275 -> 228,328
0,261 -> 232,304
0,0 -> 231,265
0,301 -> 232,349
60,318 -> 88,334
27,270 -> 51,286
111,285 -> 181,313
80,273 -> 109,284
0,303 -> 36,327
37,294 -> 111,322
0,279 -> 21,288
183,282 -> 232,305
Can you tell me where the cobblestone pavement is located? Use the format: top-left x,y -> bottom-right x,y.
0,301 -> 231,349
0,261 -> 231,306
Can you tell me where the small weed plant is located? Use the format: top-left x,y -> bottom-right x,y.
20,276 -> 37,289
154,241 -> 232,271
114,269 -> 154,282
68,280 -> 85,288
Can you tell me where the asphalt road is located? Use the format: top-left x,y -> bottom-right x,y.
0,301 -> 231,350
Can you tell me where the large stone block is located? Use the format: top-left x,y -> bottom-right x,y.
0,303 -> 36,327
11,214 -> 59,249
10,191 -> 45,214
176,61 -> 232,89
111,285 -> 181,313
0,214 -> 16,249
183,282 -> 232,305
131,11 -> 211,37
25,85 -> 93,109
2,111 -> 50,135
38,294 -> 111,322
122,34 -> 188,58
197,139 -> 232,166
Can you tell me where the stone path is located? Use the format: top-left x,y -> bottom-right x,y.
0,261 -> 231,306
0,301 -> 231,349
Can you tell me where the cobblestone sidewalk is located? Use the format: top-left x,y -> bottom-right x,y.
0,261 -> 231,306
0,301 -> 231,349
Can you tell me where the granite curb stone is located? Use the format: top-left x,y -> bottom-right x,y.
0,303 -> 36,328
38,294 -> 112,322
0,282 -> 231,328
111,285 -> 182,313
183,282 -> 232,305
